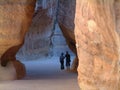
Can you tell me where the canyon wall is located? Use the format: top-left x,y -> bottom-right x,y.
57,0 -> 77,72
58,0 -> 76,54
17,0 -> 58,60
1,1 -> 120,90
74,0 -> 120,90
17,0 -> 74,60
0,0 -> 36,80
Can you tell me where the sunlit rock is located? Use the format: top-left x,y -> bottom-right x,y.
74,0 -> 120,90
0,0 -> 36,80
58,0 -> 76,54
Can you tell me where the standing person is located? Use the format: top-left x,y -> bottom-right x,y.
59,52 -> 65,70
65,51 -> 71,70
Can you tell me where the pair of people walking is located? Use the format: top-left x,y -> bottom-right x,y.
59,51 -> 71,70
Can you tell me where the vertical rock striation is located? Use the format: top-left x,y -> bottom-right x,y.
74,0 -> 120,90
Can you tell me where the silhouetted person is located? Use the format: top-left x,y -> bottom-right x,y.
65,51 -> 71,70
59,53 -> 65,70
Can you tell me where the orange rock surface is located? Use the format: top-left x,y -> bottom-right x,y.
74,0 -> 120,90
0,0 -> 36,79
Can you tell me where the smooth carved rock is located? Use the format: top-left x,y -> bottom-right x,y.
0,0 -> 36,79
1,44 -> 23,67
74,0 -> 120,90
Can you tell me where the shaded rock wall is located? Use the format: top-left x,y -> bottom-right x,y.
57,0 -> 77,73
1,1 -> 120,90
74,0 -> 120,90
17,0 -> 58,59
17,0 -> 74,60
58,0 -> 76,54
0,61 -> 16,80
0,0 -> 36,80
52,23 -> 74,56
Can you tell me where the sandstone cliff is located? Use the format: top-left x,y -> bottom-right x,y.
74,0 -> 120,90
0,0 -> 36,80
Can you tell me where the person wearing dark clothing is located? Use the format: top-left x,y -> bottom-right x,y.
59,53 -> 65,70
65,51 -> 71,70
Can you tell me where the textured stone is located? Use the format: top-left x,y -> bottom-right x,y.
17,0 -> 74,59
71,57 -> 78,73
1,1 -> 120,90
13,60 -> 26,79
74,0 -> 120,90
0,0 -> 36,79
58,0 -> 76,54
17,0 -> 58,58
58,0 -> 78,72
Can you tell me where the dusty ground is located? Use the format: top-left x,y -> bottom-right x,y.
0,57 -> 80,90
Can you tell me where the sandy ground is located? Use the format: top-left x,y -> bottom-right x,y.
0,57 -> 80,90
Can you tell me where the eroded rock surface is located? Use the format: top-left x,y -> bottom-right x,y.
57,0 -> 78,72
1,1 -> 119,90
0,0 -> 36,80
74,0 -> 120,90
17,0 -> 58,58
17,0 -> 74,60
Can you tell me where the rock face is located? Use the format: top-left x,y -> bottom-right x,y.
58,0 -> 76,54
57,0 -> 78,73
74,0 -> 120,90
17,0 -> 74,60
17,0 -> 58,59
1,1 -> 120,90
52,23 -> 74,56
0,0 -> 36,80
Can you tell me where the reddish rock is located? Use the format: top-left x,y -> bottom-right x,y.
0,0 -> 36,79
13,60 -> 26,79
74,0 -> 120,90
58,0 -> 78,72
71,57 -> 78,73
